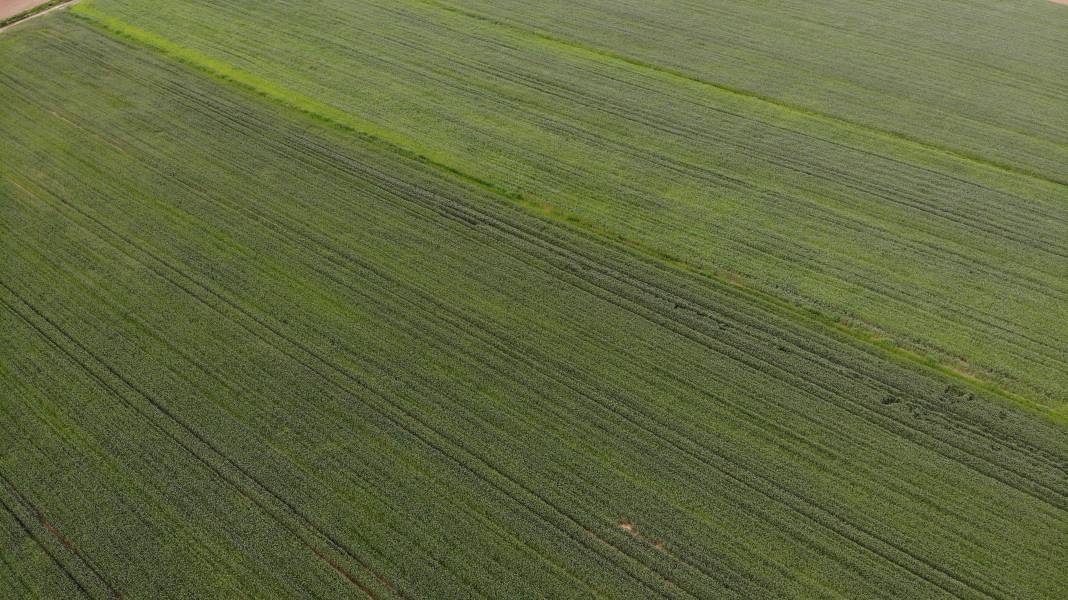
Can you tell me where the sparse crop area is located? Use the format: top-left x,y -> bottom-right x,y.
1,2 -> 1066,599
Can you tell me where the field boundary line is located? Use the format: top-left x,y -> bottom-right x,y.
0,0 -> 79,33
67,3 -> 1067,422
415,0 -> 1068,189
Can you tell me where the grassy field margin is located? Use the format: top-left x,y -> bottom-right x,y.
0,0 -> 73,30
67,1 -> 1068,426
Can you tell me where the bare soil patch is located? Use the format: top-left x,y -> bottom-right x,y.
0,0 -> 47,21
0,0 -> 76,31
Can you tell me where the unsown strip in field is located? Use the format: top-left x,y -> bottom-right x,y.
1,15 -> 1067,599
68,0 -> 1068,407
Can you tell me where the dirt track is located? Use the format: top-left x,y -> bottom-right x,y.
0,0 -> 78,31
0,0 -> 47,21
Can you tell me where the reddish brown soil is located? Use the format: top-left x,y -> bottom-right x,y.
0,0 -> 48,20
1,0 -> 81,31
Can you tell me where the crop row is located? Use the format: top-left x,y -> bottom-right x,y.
435,0 -> 1068,183
69,0 -> 1068,404
2,18 -> 1066,598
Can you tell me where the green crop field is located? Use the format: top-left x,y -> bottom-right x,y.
68,0 -> 1068,406
1,2 -> 1066,599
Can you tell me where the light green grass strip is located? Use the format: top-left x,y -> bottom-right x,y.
69,2 -> 1067,427
70,7 -> 395,142
72,2 -> 543,202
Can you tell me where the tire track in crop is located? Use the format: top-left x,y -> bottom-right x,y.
390,244 -> 1041,599
14,119 -> 734,589
83,0 -> 1068,281
297,266 -> 928,597
66,62 -> 1059,518
380,0 -> 1068,238
231,195 -> 1025,593
166,88 -> 1068,506
0,474 -> 94,599
417,0 -> 1068,188
5,232 -> 538,593
67,5 -> 1068,405
4,174 -> 684,597
0,111 -> 606,589
515,115 -> 1068,371
262,131 -> 1066,513
0,276 -> 394,600
228,0 -> 1068,396
452,21 -> 1067,222
2,192 -> 589,598
37,109 -> 1038,593
0,122 -> 516,593
333,153 -> 1068,514
0,124 -> 1012,593
366,4 -> 1068,263
0,303 -> 366,600
499,223 -> 1068,509
35,95 -> 777,589
349,55 -> 1068,372
0,472 -> 122,600
292,127 -> 1068,503
4,23 -> 1063,589
213,216 -> 779,597
144,6 -> 1068,400
18,73 -> 1068,550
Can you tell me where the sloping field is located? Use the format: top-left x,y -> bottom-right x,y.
2,13 -> 1068,600
70,0 -> 1068,406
